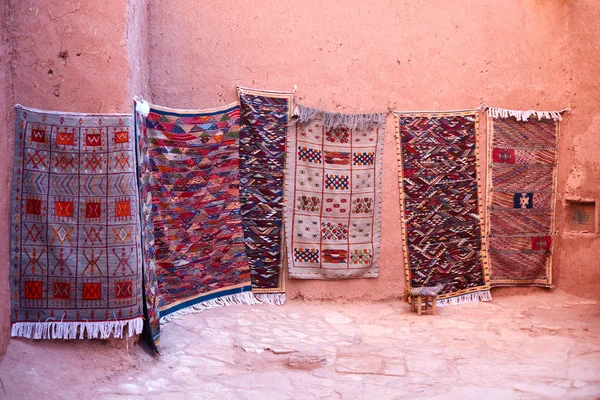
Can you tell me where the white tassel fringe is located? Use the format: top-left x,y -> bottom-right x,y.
160,291 -> 258,323
294,104 -> 386,130
436,290 -> 492,308
487,107 -> 569,122
11,317 -> 143,340
135,99 -> 150,117
253,293 -> 286,305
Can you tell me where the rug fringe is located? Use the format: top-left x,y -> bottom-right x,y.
253,293 -> 286,305
487,107 -> 568,122
436,290 -> 492,308
294,104 -> 386,130
11,317 -> 143,340
159,291 -> 258,323
135,99 -> 150,117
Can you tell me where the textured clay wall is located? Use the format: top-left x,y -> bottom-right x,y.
556,1 -> 600,298
147,0 -> 600,300
7,0 -> 134,112
0,0 -> 148,356
127,0 -> 150,98
0,1 -> 12,357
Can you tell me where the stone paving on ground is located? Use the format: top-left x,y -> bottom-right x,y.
0,290 -> 599,399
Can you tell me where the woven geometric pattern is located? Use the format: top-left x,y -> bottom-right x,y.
134,105 -> 161,350
394,111 -> 490,303
10,106 -> 143,339
285,117 -> 384,280
487,117 -> 558,287
238,88 -> 292,294
138,102 -> 252,322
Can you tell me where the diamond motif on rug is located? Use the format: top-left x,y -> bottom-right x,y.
10,106 -> 143,340
238,88 -> 292,294
394,111 -> 490,304
137,101 -> 253,342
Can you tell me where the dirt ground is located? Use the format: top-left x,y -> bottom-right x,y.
0,290 -> 599,399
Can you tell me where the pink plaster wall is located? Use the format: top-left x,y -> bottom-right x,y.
147,0 -> 599,300
6,0 -> 135,112
127,0 -> 150,98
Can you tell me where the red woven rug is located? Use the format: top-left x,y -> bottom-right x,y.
394,110 -> 491,305
486,108 -> 560,287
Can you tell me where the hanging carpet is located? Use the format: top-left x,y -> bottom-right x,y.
486,107 -> 563,287
135,101 -> 254,327
285,104 -> 385,280
237,87 -> 293,303
394,110 -> 491,305
10,105 -> 144,339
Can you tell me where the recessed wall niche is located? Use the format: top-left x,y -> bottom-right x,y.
566,199 -> 596,233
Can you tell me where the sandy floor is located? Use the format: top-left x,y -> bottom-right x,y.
0,290 -> 599,399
